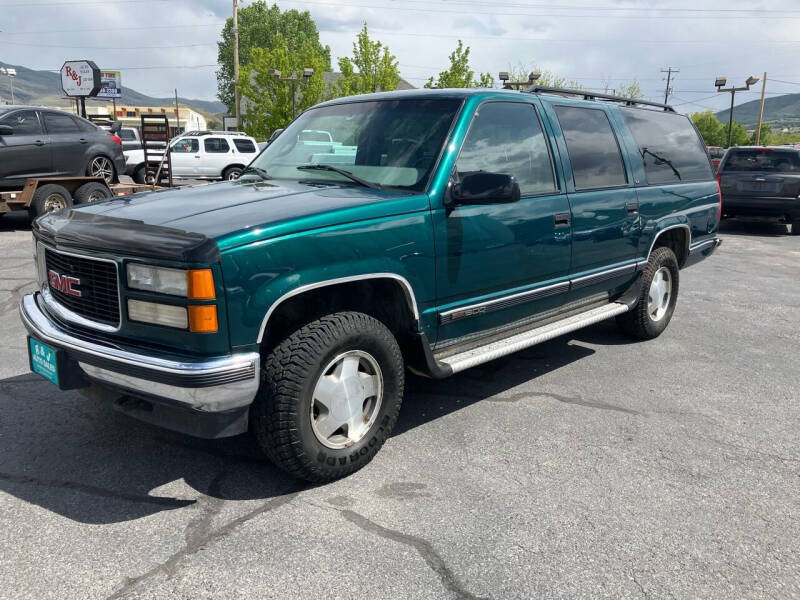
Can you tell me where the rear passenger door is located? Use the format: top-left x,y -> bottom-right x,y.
545,103 -> 641,302
201,137 -> 231,177
42,112 -> 87,176
435,100 -> 572,347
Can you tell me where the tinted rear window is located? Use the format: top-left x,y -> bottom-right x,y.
723,149 -> 800,172
204,137 -> 230,153
621,108 -> 712,184
555,106 -> 627,190
233,138 -> 256,153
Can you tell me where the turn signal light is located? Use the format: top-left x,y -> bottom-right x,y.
188,305 -> 218,333
187,269 -> 215,300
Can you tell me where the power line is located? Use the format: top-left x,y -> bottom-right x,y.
1,0 -> 168,6
661,67 -> 679,104
0,40 -> 217,49
0,23 -> 225,35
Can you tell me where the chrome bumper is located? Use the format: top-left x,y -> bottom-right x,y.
20,292 -> 260,413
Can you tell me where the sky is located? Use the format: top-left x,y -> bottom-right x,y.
1,0 -> 798,115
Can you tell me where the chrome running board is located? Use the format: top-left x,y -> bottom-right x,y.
436,302 -> 629,374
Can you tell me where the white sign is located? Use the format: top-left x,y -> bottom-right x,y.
60,60 -> 101,97
98,70 -> 122,99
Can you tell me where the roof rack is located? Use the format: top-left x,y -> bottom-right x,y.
180,130 -> 249,137
525,86 -> 675,113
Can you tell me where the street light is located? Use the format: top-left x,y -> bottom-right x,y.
716,75 -> 760,148
273,68 -> 315,119
0,67 -> 16,104
499,70 -> 540,91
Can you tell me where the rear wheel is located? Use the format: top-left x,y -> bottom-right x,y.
791,218 -> 800,236
74,182 -> 111,204
86,155 -> 116,184
28,184 -> 73,219
252,311 -> 404,482
616,246 -> 679,340
132,165 -> 147,184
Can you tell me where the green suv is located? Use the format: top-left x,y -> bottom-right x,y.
21,88 -> 721,481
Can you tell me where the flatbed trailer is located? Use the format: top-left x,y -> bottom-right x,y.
0,177 -> 158,219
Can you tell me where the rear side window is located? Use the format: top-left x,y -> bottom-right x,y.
0,110 -> 41,135
555,106 -> 627,190
457,102 -> 556,195
621,108 -> 712,184
204,137 -> 230,153
233,138 -> 257,153
43,112 -> 80,134
723,149 -> 800,172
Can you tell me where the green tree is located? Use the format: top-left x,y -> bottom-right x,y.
217,1 -> 331,111
238,35 -> 327,139
691,110 -> 725,147
425,40 -> 494,88
506,62 -> 582,90
749,122 -> 773,145
615,79 -> 643,100
331,24 -> 400,97
722,120 -> 749,147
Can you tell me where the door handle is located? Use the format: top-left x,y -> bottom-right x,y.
79,138 -> 88,144
626,202 -> 639,215
34,140 -> 45,146
554,212 -> 571,226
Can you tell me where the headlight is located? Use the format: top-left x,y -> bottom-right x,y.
126,264 -> 216,299
128,299 -> 188,329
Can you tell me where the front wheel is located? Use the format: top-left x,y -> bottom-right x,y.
252,312 -> 404,482
616,246 -> 679,340
222,166 -> 243,181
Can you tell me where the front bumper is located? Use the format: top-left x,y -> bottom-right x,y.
20,292 -> 260,434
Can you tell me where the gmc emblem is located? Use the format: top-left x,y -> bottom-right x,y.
48,269 -> 82,297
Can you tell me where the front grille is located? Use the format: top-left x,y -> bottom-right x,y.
44,247 -> 120,327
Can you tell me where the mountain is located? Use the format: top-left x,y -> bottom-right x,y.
0,61 -> 226,115
715,93 -> 800,129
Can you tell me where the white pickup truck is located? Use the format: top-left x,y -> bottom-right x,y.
124,130 -> 260,182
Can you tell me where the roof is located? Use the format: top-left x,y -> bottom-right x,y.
315,87 -> 518,107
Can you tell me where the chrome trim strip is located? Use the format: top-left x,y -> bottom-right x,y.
21,293 -> 258,379
570,263 -> 637,288
439,280 -> 569,324
257,273 -> 420,343
689,238 -> 718,254
38,242 -> 123,333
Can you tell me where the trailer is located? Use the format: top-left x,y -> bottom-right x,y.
0,177 -> 157,219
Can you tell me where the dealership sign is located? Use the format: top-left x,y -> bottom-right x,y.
98,70 -> 122,99
60,60 -> 101,97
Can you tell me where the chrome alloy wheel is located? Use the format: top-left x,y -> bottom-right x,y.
89,156 -> 114,183
310,350 -> 383,449
647,267 -> 672,322
43,193 -> 67,213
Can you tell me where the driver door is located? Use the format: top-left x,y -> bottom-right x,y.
434,100 -> 572,348
0,110 -> 52,186
169,137 -> 200,177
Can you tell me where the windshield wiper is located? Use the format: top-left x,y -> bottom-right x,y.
296,164 -> 381,189
239,166 -> 272,181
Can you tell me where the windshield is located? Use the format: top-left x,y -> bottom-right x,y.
246,98 -> 462,191
723,149 -> 800,172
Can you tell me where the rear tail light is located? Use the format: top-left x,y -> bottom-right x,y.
110,135 -> 122,146
715,173 -> 723,220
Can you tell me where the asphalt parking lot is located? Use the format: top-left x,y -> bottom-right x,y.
0,212 -> 798,599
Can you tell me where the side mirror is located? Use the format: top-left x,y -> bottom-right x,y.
109,121 -> 122,133
451,172 -> 521,205
0,124 -> 13,136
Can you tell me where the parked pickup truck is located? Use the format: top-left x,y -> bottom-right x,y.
20,88 -> 721,482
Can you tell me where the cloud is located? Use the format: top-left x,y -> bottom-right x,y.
452,16 -> 508,37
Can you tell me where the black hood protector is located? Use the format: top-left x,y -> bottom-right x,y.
33,209 -> 221,263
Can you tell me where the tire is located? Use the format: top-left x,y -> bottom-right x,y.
86,155 -> 117,184
791,220 -> 800,236
252,311 -> 404,482
28,184 -> 73,219
74,182 -> 111,204
616,246 -> 680,340
222,166 -> 243,181
133,165 -> 147,184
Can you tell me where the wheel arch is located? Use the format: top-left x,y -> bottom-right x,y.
646,223 -> 691,268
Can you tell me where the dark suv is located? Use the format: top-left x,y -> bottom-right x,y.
0,106 -> 125,190
718,146 -> 800,234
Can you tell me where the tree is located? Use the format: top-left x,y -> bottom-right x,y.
217,2 -> 331,111
505,62 -> 582,90
722,120 -> 749,147
691,110 -> 725,147
749,123 -> 773,145
238,35 -> 327,139
331,24 -> 400,97
425,41 -> 494,89
614,79 -> 643,100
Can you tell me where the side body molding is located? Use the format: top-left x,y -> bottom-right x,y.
256,273 -> 420,343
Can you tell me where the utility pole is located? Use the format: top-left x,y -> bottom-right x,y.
233,0 -> 241,130
755,72 -> 768,145
715,75 -> 760,148
174,88 -> 180,133
661,67 -> 679,105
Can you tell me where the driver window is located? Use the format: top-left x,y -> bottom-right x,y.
171,138 -> 198,153
457,102 -> 556,195
1,111 -> 42,135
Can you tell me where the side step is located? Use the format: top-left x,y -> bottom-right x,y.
436,302 -> 629,374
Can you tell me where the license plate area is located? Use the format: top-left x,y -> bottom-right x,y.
28,337 -> 88,390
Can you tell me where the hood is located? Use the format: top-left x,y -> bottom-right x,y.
34,180 -> 429,261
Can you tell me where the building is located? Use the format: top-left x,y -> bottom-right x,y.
59,104 -> 207,136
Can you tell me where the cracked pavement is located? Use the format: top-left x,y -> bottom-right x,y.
0,211 -> 799,599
